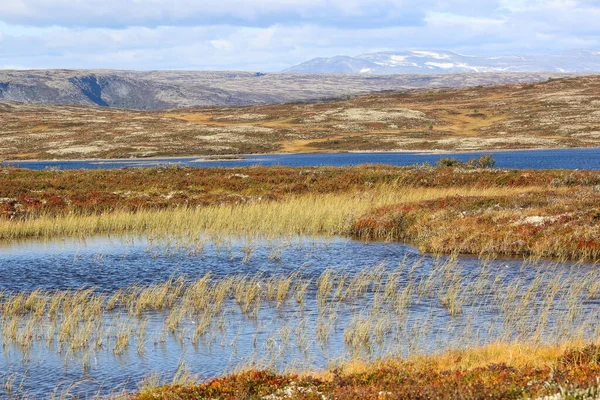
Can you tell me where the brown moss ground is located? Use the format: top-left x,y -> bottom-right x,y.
2,75 -> 600,159
350,188 -> 600,260
1,165 -> 599,219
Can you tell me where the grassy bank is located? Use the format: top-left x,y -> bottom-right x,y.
1,165 -> 600,259
0,186 -> 539,241
351,187 -> 600,260
2,165 -> 599,219
132,342 -> 600,400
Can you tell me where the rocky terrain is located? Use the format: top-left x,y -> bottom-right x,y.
284,50 -> 600,74
1,75 -> 599,160
0,70 -> 568,110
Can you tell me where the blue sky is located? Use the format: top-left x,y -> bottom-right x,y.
0,0 -> 599,71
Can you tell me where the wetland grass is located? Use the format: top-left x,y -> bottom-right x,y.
2,184 -> 597,261
2,257 -> 600,374
3,165 -> 600,397
0,185 -> 540,242
2,164 -> 599,260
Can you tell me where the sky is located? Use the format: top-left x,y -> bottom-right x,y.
0,0 -> 599,71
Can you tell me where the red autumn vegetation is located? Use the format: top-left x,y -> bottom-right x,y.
1,164 -> 599,259
350,189 -> 600,260
1,165 -> 599,219
133,345 -> 600,400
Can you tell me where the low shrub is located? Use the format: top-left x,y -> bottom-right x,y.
437,154 -> 496,169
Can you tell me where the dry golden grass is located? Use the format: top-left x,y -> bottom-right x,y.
0,185 -> 544,241
331,340 -> 589,378
131,342 -> 600,400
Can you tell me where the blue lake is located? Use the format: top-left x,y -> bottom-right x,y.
0,235 -> 599,397
4,148 -> 600,170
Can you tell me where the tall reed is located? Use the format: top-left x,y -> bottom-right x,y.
0,186 -> 542,241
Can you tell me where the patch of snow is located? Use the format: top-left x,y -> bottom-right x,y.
411,51 -> 450,59
425,62 -> 456,69
381,55 -> 419,67
455,63 -> 496,72
454,52 -> 476,58
424,62 -> 509,72
391,55 -> 408,62
359,68 -> 372,73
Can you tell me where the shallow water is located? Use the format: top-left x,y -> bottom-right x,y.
0,236 -> 422,291
5,148 -> 600,170
0,236 -> 599,398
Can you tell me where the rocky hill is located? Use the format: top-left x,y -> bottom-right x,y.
1,75 -> 599,160
0,70 -> 567,110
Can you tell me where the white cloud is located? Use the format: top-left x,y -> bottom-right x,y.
0,0 -> 598,70
210,40 -> 232,50
0,0 -> 429,28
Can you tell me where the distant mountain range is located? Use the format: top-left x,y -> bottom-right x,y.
282,50 -> 600,74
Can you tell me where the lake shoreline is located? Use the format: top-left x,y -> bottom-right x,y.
4,145 -> 600,164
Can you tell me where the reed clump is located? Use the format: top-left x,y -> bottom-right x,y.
0,185 -> 542,242
1,256 -> 600,379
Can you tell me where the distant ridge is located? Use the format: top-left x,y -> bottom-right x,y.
282,50 -> 600,74
0,70 -> 568,110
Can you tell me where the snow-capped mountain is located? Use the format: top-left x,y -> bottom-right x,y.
282,50 -> 600,74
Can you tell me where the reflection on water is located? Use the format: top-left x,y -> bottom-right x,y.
0,236 -> 598,397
